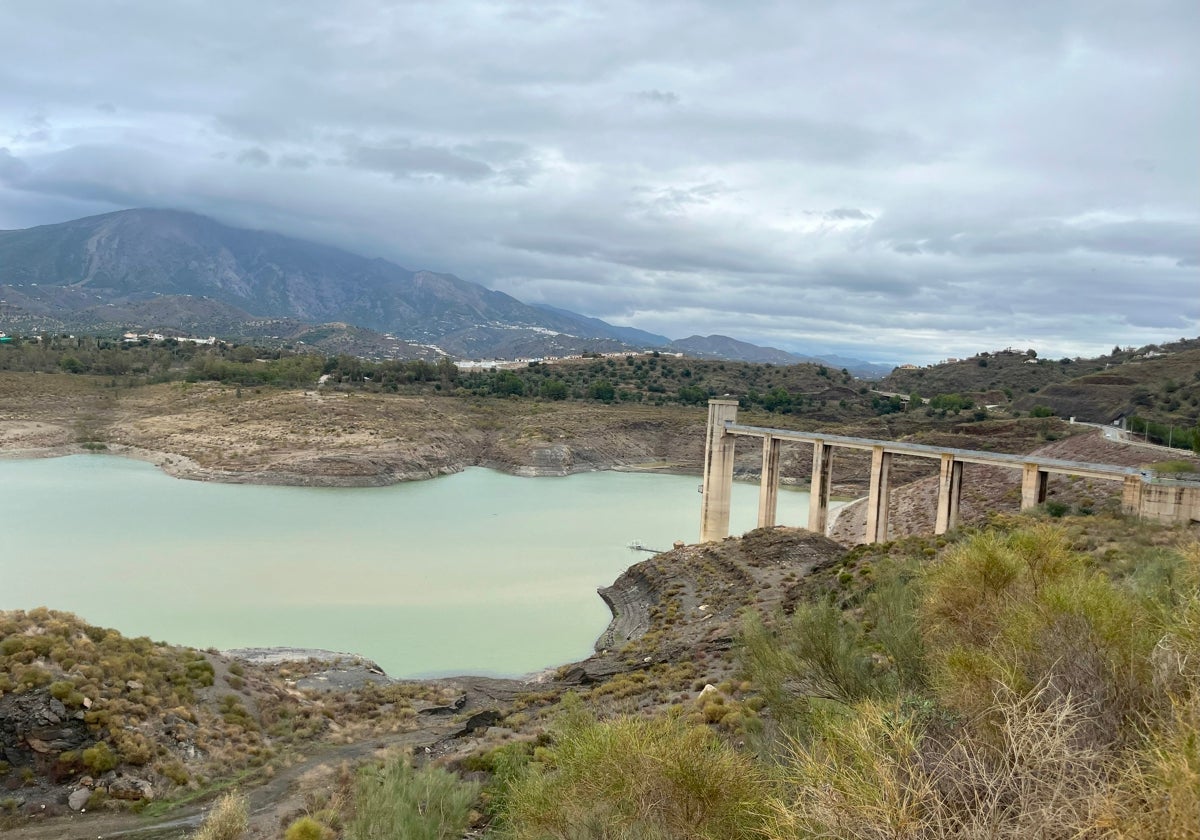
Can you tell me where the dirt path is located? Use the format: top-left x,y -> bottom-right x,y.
5,718 -> 468,840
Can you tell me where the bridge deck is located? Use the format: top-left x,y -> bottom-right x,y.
723,422 -> 1143,482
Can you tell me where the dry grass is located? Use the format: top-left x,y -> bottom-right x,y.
765,682 -> 1115,839
192,791 -> 248,840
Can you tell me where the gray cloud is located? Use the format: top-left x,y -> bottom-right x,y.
0,148 -> 30,184
344,141 -> 495,182
0,0 -> 1195,363
236,147 -> 271,167
634,89 -> 680,106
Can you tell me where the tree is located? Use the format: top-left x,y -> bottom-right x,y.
588,379 -> 615,401
540,379 -> 568,400
493,371 -> 525,396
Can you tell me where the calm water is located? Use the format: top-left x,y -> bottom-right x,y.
0,455 -> 830,677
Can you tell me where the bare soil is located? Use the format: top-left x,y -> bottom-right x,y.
0,373 -> 711,485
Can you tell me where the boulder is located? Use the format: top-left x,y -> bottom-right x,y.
108,776 -> 153,801
67,788 -> 91,811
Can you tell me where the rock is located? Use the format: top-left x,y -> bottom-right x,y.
461,710 -> 501,734
125,680 -> 144,691
556,665 -> 593,686
415,695 -> 467,716
108,777 -> 153,801
68,788 -> 91,811
697,684 -> 719,701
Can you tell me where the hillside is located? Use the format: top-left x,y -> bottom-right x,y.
878,338 -> 1200,450
0,210 -> 658,359
1015,345 -> 1200,426
878,348 -> 1084,401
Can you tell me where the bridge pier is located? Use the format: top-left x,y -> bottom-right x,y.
1020,463 -> 1049,510
1121,474 -> 1143,515
865,445 -> 892,543
935,454 -> 963,534
757,435 -> 782,528
700,399 -> 739,542
808,440 -> 833,534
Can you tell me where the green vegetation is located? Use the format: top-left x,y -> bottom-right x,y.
1129,415 -> 1200,453
498,701 -> 768,840
348,757 -> 479,840
1149,460 -> 1198,473
480,522 -> 1200,839
0,608 -> 290,802
285,815 -> 333,840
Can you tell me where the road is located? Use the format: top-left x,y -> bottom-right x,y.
1074,421 -> 1190,456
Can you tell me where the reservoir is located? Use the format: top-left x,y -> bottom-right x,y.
0,455 -> 838,678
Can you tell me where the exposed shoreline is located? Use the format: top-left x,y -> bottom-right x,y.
0,438 -> 702,487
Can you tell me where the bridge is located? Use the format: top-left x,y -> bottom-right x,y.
700,399 -> 1200,543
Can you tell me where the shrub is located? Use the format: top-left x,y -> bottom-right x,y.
765,684 -> 1113,840
921,526 -> 1159,745
285,815 -> 332,840
81,742 -> 118,774
348,758 -> 478,840
194,791 -> 248,840
1044,499 -> 1070,518
500,705 -> 768,839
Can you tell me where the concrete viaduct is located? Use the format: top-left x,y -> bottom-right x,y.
700,399 -> 1200,543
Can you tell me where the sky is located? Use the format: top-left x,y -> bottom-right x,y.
0,1 -> 1196,364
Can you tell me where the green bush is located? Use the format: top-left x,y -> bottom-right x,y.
285,815 -> 331,840
500,704 -> 768,840
1043,499 -> 1070,517
81,742 -> 118,774
348,758 -> 478,840
921,525 -> 1158,744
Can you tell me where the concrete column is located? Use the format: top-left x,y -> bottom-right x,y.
808,440 -> 833,534
1121,474 -> 1144,517
757,435 -> 782,528
865,445 -> 892,543
700,399 -> 739,542
1020,463 -> 1049,510
934,454 -> 963,535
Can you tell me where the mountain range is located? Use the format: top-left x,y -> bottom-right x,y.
0,209 -> 893,376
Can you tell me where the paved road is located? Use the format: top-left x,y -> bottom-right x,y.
1075,421 -> 1189,455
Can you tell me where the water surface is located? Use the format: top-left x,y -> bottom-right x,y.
0,455 -> 831,677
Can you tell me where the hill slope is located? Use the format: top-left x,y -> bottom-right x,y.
0,210 -> 651,357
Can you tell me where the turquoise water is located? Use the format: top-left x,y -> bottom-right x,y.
0,455 -> 827,677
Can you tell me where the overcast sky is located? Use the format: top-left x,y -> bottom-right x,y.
1,1 -> 1196,363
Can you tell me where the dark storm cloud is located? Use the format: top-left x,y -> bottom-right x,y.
0,0 -> 1196,362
